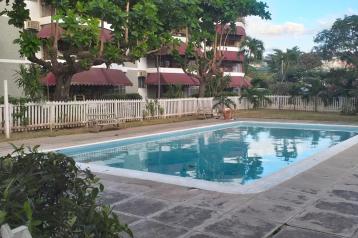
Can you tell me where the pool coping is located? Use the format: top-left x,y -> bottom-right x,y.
47,120 -> 358,194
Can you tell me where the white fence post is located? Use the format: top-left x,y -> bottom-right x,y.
4,80 -> 10,138
49,102 -> 55,131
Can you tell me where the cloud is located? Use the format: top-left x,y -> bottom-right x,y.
246,16 -> 309,37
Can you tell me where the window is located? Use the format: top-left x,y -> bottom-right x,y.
118,86 -> 126,95
138,76 -> 146,88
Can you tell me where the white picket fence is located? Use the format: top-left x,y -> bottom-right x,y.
0,96 -> 357,133
0,98 -> 213,132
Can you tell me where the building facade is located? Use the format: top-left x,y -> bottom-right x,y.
1,0 -> 249,99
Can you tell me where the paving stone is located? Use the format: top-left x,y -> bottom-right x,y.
130,220 -> 188,238
153,205 -> 214,229
113,197 -> 168,217
259,188 -> 315,207
204,213 -> 280,238
144,185 -> 201,202
185,232 -> 217,238
326,189 -> 358,202
280,172 -> 332,195
314,199 -> 358,216
114,212 -> 142,225
233,198 -> 302,223
273,226 -> 342,238
304,165 -> 347,181
98,190 -> 132,205
98,174 -> 164,194
288,210 -> 358,237
186,191 -> 251,212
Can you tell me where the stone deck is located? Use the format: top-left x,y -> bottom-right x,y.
1,119 -> 358,238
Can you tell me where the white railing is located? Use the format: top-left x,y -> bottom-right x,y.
0,98 -> 214,132
0,96 -> 357,133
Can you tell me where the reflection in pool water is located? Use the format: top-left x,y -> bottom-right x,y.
60,126 -> 357,184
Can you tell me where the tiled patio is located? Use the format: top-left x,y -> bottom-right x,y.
1,119 -> 358,237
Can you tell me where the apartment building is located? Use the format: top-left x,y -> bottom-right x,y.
1,0 -> 250,99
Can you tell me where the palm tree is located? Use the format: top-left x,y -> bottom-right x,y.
213,95 -> 236,115
240,88 -> 272,109
242,37 -> 265,74
266,46 -> 301,82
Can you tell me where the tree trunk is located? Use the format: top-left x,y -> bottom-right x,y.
54,74 -> 72,101
198,81 -> 206,98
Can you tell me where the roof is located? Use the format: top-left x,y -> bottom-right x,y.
37,23 -> 113,42
146,73 -> 199,86
229,76 -> 251,88
219,51 -> 245,62
42,68 -> 132,87
215,24 -> 246,36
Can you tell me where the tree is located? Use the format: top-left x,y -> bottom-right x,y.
15,64 -> 44,102
240,88 -> 271,109
242,36 -> 265,74
175,0 -> 271,97
1,0 -> 191,100
314,15 -> 358,68
265,46 -> 301,82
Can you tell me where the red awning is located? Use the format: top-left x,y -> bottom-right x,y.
146,73 -> 199,86
37,23 -> 64,39
215,24 -> 246,36
42,68 -> 132,87
229,76 -> 251,88
219,51 -> 244,62
37,23 -> 113,42
156,43 -> 202,56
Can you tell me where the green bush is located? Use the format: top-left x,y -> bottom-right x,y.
102,93 -> 143,100
0,145 -> 132,238
0,96 -> 31,105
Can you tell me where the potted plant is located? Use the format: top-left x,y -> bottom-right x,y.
213,95 -> 236,119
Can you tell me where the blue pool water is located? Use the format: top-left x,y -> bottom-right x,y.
58,123 -> 358,184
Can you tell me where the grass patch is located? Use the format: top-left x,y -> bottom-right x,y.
0,115 -> 204,143
236,109 -> 358,124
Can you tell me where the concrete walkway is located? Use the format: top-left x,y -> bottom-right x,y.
1,119 -> 358,237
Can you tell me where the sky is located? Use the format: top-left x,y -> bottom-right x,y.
245,0 -> 358,54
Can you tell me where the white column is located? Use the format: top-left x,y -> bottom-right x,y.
4,80 -> 10,139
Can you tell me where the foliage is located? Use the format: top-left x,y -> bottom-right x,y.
242,37 -> 265,74
15,64 -> 44,102
212,95 -> 236,113
314,15 -> 358,68
174,0 -> 271,97
102,93 -> 143,100
0,0 -> 194,100
205,75 -> 231,97
143,99 -> 164,118
265,46 -> 302,82
240,88 -> 271,109
0,96 -> 31,105
163,85 -> 184,98
0,145 -> 132,238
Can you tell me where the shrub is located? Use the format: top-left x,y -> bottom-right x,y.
102,93 -> 142,100
0,145 -> 132,238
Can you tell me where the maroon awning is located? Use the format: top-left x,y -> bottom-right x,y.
37,23 -> 113,42
156,43 -> 202,56
229,76 -> 251,88
42,68 -> 132,87
37,23 -> 64,39
146,73 -> 199,86
215,24 -> 246,36
219,51 -> 244,62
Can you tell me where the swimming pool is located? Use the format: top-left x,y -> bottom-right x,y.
56,121 -> 358,193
